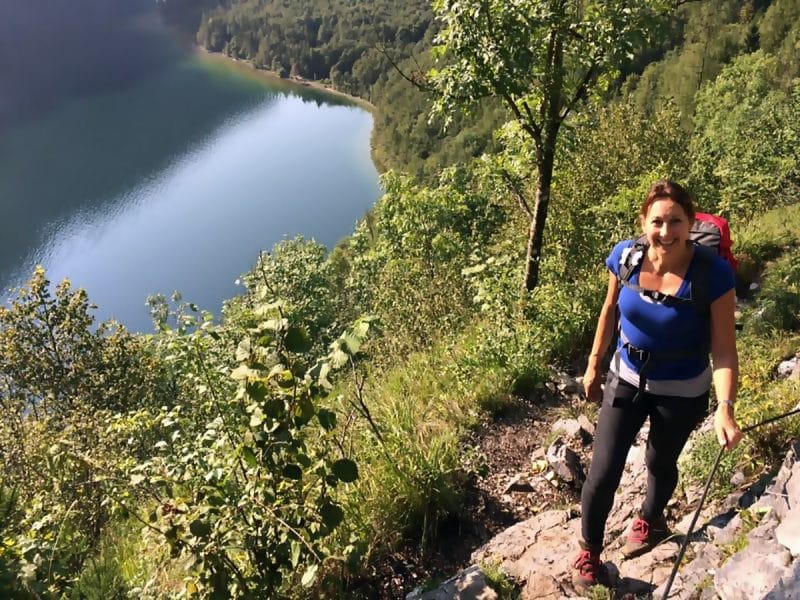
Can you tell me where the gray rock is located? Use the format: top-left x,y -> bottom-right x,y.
731,471 -> 746,487
551,418 -> 582,438
405,565 -> 499,600
553,372 -> 579,394
502,474 -> 535,494
768,560 -> 800,599
715,537 -> 792,599
551,418 -> 592,445
778,358 -> 798,379
545,438 -> 585,487
787,464 -> 800,511
776,508 -> 800,556
577,414 -> 595,437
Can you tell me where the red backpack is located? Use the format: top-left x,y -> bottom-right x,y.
691,212 -> 738,272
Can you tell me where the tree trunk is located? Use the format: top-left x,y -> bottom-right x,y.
523,158 -> 554,291
523,33 -> 563,292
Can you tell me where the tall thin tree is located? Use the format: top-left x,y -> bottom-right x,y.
430,0 -> 682,290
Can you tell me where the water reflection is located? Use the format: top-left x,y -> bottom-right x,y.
1,40 -> 380,333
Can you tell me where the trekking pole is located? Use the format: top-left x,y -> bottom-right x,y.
660,404 -> 800,600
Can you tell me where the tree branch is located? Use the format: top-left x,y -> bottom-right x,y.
373,43 -> 432,93
559,62 -> 596,123
500,169 -> 533,220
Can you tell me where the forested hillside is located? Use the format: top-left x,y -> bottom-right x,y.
161,0 -> 799,179
1,0 -> 800,598
160,0 -> 506,176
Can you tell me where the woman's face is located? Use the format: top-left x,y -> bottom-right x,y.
640,198 -> 692,257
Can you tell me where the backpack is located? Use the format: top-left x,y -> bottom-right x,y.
615,212 -> 737,402
618,211 -> 737,317
618,238 -> 716,316
691,212 -> 738,273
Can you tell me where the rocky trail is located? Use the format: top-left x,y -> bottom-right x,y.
407,360 -> 800,600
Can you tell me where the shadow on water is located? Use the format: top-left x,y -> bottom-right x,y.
0,0 -> 182,129
0,0 -> 354,289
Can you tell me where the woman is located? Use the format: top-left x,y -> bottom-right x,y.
571,180 -> 743,593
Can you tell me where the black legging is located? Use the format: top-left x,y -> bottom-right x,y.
580,372 -> 709,548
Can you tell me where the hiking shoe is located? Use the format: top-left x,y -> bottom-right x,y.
621,511 -> 670,559
571,541 -> 611,594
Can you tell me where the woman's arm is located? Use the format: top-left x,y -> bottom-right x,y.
710,288 -> 742,450
583,271 -> 620,403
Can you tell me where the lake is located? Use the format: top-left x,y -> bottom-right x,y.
0,8 -> 380,333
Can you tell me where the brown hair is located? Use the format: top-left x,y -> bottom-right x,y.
640,179 -> 695,220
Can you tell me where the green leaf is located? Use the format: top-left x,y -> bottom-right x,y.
317,408 -> 337,431
332,459 -> 358,483
276,369 -> 295,389
189,519 -> 211,538
242,446 -> 258,468
291,540 -> 301,568
246,381 -> 268,402
231,364 -> 257,380
330,348 -> 349,368
294,396 -> 315,425
263,398 -> 285,419
320,502 -> 344,530
283,464 -> 302,480
301,564 -> 319,587
340,332 -> 362,354
285,325 -> 313,353
249,407 -> 265,428
236,337 -> 252,361
308,361 -> 332,390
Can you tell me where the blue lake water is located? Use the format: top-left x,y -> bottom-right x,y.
0,49 -> 380,332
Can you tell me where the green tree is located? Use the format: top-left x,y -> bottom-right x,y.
689,51 -> 800,218
429,0 -> 679,290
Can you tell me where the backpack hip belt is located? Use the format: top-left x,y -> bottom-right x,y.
619,331 -> 708,403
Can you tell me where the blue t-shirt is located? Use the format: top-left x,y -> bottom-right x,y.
607,240 -> 735,383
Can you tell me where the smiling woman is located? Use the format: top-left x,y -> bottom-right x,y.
0,12 -> 380,332
572,179 -> 741,593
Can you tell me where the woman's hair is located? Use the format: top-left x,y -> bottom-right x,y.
640,179 -> 695,220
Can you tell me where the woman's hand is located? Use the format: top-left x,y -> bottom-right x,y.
714,405 -> 743,451
583,364 -> 603,404
583,272 -> 619,405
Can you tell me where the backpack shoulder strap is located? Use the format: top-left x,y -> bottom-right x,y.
690,243 -> 716,317
618,236 -> 648,291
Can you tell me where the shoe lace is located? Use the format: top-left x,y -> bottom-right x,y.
630,516 -> 650,543
573,549 -> 606,578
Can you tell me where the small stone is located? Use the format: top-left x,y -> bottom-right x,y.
777,358 -> 798,378
791,361 -> 800,381
552,418 -> 592,445
730,471 -> 746,487
577,414 -> 595,436
503,474 -> 534,494
554,371 -> 579,394
545,438 -> 585,486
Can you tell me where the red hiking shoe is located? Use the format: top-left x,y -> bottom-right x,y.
621,511 -> 670,559
571,541 -> 611,594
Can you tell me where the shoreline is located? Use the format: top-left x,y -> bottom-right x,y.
193,47 -> 376,113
